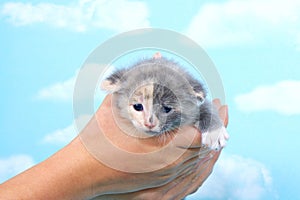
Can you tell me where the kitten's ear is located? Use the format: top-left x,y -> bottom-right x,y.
101,79 -> 121,92
190,83 -> 206,105
193,90 -> 205,105
153,52 -> 162,59
100,69 -> 125,92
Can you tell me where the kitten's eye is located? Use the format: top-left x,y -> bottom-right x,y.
162,106 -> 172,113
133,104 -> 144,111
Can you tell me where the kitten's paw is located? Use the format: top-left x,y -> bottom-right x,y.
202,126 -> 229,151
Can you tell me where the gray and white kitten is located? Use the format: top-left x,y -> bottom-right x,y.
101,53 -> 229,150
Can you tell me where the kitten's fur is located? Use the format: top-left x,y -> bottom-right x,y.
101,54 -> 229,150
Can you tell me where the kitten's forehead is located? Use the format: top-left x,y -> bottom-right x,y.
131,83 -> 154,101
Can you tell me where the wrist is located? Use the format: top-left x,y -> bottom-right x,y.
0,132 -> 121,200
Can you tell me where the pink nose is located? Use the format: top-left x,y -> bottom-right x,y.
144,123 -> 155,129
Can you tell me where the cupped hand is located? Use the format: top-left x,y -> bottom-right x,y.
85,96 -> 228,198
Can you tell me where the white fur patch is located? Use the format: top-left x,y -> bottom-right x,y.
202,126 -> 229,150
101,80 -> 119,92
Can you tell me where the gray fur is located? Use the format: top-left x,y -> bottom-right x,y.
102,57 -> 223,136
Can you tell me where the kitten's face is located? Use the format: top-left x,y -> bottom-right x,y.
101,58 -> 206,136
127,83 -> 181,134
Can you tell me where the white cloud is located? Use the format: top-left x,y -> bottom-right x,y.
0,0 -> 150,32
0,155 -> 35,183
40,64 -> 115,145
189,153 -> 277,200
235,80 -> 300,115
36,64 -> 114,102
43,123 -> 77,145
186,0 -> 300,48
36,73 -> 76,102
43,114 -> 92,145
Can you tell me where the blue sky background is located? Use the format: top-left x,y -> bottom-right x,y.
1,0 -> 300,199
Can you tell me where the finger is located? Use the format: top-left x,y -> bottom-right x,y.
160,154 -> 201,181
218,105 -> 229,127
212,98 -> 222,110
134,160 -> 201,200
172,151 -> 220,199
172,156 -> 200,178
184,150 -> 222,197
164,134 -> 205,170
212,98 -> 229,127
162,169 -> 198,200
164,128 -> 212,173
163,151 -> 219,200
175,149 -> 213,175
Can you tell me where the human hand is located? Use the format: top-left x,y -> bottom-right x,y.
91,151 -> 221,200
87,97 -> 229,199
81,94 -> 208,196
0,95 -> 228,200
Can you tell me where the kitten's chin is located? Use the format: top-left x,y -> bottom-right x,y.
145,130 -> 161,136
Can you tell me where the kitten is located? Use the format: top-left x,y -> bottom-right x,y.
101,53 -> 229,150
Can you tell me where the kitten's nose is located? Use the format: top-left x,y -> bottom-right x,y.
144,123 -> 155,129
